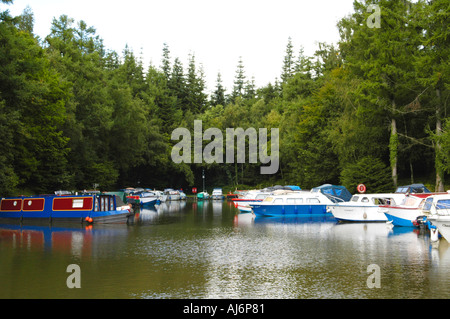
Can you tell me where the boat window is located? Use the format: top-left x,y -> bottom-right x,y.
72,199 -> 84,208
273,198 -> 284,204
295,198 -> 303,204
423,198 -> 433,211
372,198 -> 382,205
307,198 -> 320,203
287,198 -> 295,204
361,197 -> 369,203
404,197 -> 418,206
396,187 -> 408,193
263,197 -> 273,202
436,200 -> 450,210
351,196 -> 359,202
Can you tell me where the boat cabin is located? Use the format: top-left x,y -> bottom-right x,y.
423,194 -> 450,215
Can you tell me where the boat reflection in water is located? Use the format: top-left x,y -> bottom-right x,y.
0,222 -> 129,257
3,199 -> 450,299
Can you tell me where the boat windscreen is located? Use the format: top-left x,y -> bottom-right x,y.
115,195 -> 126,207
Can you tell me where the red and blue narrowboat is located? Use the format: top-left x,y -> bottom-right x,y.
0,194 -> 132,224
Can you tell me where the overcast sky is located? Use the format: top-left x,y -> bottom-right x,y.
7,0 -> 356,93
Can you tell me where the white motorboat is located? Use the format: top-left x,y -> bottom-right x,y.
232,190 -> 273,214
211,188 -> 224,200
379,194 -> 434,226
327,193 -> 406,223
423,193 -> 450,242
164,189 -> 181,201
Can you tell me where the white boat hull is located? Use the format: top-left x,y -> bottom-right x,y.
328,205 -> 387,222
167,194 -> 180,201
428,216 -> 450,242
237,204 -> 253,213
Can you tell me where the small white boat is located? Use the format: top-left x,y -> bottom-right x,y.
211,188 -> 224,200
154,190 -> 167,202
164,189 -> 181,201
232,190 -> 273,214
197,191 -> 209,200
379,194 -> 433,226
139,191 -> 159,206
327,193 -> 406,223
423,193 -> 450,242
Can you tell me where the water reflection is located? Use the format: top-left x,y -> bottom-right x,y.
0,222 -> 129,258
1,200 -> 450,298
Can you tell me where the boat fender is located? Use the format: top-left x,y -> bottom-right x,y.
430,225 -> 439,242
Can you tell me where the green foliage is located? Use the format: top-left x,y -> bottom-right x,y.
340,157 -> 393,194
0,0 -> 448,196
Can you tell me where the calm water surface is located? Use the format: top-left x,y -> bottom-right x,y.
1,199 -> 450,299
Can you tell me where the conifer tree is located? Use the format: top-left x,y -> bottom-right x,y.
211,72 -> 226,106
231,56 -> 246,102
281,37 -> 295,83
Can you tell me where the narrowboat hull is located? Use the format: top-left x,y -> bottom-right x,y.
0,195 -> 132,224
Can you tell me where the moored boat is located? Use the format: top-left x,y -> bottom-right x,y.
327,193 -> 406,223
138,191 -> 159,206
232,190 -> 273,207
379,193 -> 433,226
211,188 -> 224,200
0,194 -> 132,224
422,193 -> 450,241
164,189 -> 181,201
197,191 -> 209,200
250,190 -> 343,217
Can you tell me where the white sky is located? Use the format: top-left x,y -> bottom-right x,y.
6,0 -> 355,94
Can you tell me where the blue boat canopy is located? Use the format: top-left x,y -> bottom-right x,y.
311,184 -> 352,203
285,185 -> 301,191
395,184 -> 431,194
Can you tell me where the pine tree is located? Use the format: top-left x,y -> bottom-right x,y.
231,56 -> 246,102
168,57 -> 187,111
161,43 -> 171,80
244,77 -> 256,100
186,53 -> 208,113
211,72 -> 226,106
281,37 -> 295,83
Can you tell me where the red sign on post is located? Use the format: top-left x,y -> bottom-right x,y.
192,187 -> 197,194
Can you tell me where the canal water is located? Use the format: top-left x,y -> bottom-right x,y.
1,199 -> 450,299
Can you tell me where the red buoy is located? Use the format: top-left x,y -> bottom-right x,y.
357,184 -> 366,193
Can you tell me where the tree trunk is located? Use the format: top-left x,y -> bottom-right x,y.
435,87 -> 445,192
390,117 -> 398,189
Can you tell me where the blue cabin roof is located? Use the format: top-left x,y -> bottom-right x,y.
395,183 -> 431,194
285,185 -> 302,191
311,184 -> 352,202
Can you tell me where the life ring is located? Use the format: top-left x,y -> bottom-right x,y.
357,184 -> 366,194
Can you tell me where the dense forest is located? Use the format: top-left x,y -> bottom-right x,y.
0,0 -> 448,196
